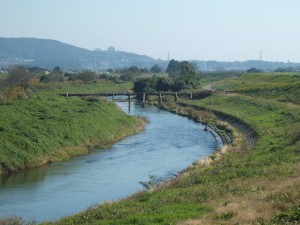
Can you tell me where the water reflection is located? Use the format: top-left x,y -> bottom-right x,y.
0,166 -> 46,188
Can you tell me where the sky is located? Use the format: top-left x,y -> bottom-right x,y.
1,0 -> 300,62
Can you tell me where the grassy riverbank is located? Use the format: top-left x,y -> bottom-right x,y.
213,72 -> 300,104
0,81 -> 143,175
42,73 -> 300,225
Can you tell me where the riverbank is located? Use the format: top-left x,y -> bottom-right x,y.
45,89 -> 299,224
0,95 -> 146,175
157,100 -> 257,167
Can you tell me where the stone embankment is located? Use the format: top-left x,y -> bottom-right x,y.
177,102 -> 258,149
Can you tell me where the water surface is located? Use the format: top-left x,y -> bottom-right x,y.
0,101 -> 221,222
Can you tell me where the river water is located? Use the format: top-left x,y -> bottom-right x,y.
0,101 -> 222,222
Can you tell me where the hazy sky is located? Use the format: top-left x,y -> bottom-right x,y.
1,0 -> 300,62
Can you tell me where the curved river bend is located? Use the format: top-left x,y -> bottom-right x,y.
0,101 -> 222,222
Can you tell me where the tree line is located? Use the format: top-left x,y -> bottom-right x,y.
1,60 -> 200,95
133,59 -> 201,93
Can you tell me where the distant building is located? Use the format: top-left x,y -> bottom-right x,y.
94,48 -> 102,52
107,46 -> 115,52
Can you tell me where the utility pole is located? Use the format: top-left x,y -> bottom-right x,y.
260,50 -> 262,71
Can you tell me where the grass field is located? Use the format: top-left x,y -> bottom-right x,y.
40,73 -> 300,225
31,80 -> 133,95
213,72 -> 300,104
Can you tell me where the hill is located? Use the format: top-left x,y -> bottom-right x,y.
1,37 -> 300,72
0,37 -> 162,71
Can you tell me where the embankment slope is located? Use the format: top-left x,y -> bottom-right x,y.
0,96 -> 144,175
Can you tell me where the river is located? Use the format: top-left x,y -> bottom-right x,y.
0,100 -> 222,222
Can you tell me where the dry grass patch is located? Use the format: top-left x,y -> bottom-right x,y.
178,163 -> 300,225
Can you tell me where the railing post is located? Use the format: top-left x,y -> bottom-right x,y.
190,93 -> 193,99
112,93 -> 114,100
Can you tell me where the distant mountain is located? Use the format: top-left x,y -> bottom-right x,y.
0,37 -> 163,71
1,37 -> 299,72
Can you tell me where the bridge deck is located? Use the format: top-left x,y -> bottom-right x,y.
59,90 -> 213,97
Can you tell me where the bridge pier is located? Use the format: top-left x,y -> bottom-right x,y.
142,93 -> 146,103
174,92 -> 178,102
112,93 -> 114,100
159,92 -> 163,104
141,93 -> 146,107
128,94 -> 131,109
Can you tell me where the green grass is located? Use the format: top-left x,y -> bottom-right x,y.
44,73 -> 300,225
0,73 -> 7,79
0,81 -> 141,174
30,80 -> 133,95
199,71 -> 241,87
213,72 -> 300,104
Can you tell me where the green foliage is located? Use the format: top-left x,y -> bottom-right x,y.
166,59 -> 199,79
133,73 -> 200,93
247,67 -> 261,73
75,71 -> 98,83
272,205 -> 300,224
116,67 -> 142,81
133,76 -> 172,93
150,64 -> 162,73
165,59 -> 181,77
40,67 -> 65,83
6,65 -> 33,90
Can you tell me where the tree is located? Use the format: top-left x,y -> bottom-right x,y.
77,71 -> 98,83
167,60 -> 200,91
179,61 -> 198,77
128,66 -> 140,74
247,67 -> 260,73
6,65 -> 33,90
133,76 -> 172,93
117,66 -> 141,81
107,68 -> 114,73
166,59 -> 181,77
52,66 -> 63,74
40,66 -> 65,83
166,59 -> 198,78
140,68 -> 149,73
150,64 -> 162,73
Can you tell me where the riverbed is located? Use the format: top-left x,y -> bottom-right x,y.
0,101 -> 222,222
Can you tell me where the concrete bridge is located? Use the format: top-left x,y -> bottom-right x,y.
59,90 -> 214,104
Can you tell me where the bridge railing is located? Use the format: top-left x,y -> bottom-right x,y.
59,90 -> 214,103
